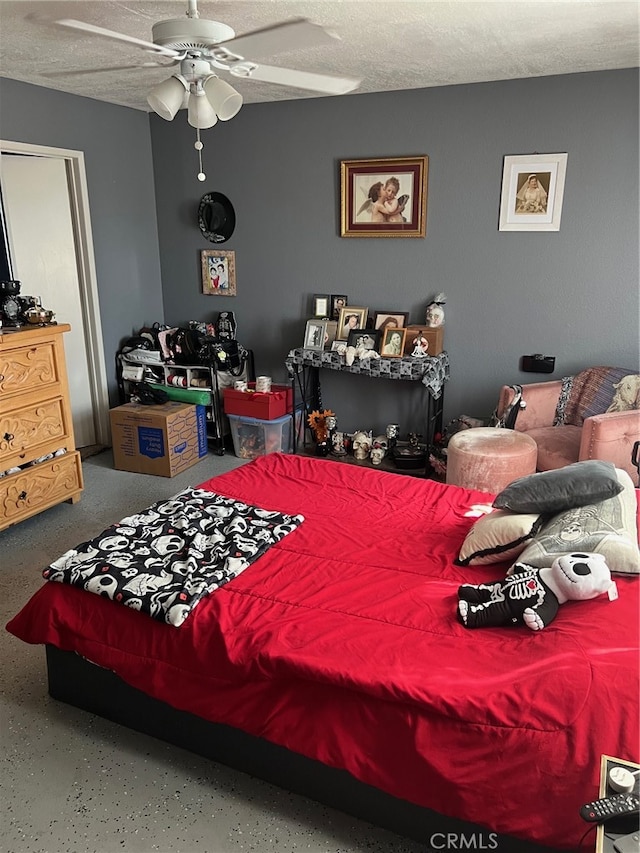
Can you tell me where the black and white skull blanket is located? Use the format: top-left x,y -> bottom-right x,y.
43,488 -> 304,627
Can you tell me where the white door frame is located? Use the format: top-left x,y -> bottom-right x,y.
0,139 -> 110,445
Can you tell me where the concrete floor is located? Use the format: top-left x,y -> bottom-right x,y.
1,449 -> 433,853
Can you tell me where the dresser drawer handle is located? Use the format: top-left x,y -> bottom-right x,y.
18,491 -> 27,501
3,432 -> 14,441
0,374 -> 4,381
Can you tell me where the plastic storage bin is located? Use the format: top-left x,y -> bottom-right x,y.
228,413 -> 292,459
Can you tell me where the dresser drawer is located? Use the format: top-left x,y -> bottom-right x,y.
0,339 -> 60,400
1,396 -> 72,469
0,451 -> 83,530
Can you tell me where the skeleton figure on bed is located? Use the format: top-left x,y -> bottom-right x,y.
457,552 -> 613,630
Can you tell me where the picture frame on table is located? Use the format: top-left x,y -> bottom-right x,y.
312,294 -> 330,318
498,153 -> 568,232
201,250 -> 236,296
337,306 -> 368,340
330,294 -> 348,321
303,319 -> 328,351
380,327 -> 406,358
347,329 -> 380,351
374,311 -> 410,331
340,156 -> 428,238
324,320 -> 338,349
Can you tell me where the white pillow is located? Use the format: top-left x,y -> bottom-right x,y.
457,510 -> 543,566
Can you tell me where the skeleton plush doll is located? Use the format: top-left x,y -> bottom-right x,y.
457,552 -> 614,630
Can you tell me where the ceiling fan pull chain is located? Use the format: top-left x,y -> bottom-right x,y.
195,128 -> 206,181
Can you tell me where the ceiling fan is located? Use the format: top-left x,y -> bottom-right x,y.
54,1 -> 361,122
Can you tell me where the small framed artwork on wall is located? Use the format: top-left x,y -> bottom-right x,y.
498,153 -> 568,232
201,250 -> 236,296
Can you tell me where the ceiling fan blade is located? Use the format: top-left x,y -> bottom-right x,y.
55,19 -> 181,58
229,62 -> 361,96
42,62 -> 171,79
217,18 -> 339,62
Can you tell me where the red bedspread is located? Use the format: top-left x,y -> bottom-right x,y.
7,453 -> 640,849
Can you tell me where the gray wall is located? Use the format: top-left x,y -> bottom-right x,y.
2,69 -> 638,435
0,78 -> 164,406
153,68 -> 639,434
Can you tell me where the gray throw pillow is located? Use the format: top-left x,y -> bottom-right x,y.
517,468 -> 640,575
493,460 -> 623,514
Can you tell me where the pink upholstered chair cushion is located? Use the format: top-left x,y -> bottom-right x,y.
526,425 -> 582,472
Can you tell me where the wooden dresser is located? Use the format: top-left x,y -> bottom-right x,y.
0,324 -> 83,531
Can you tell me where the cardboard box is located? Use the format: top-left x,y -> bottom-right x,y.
228,413 -> 292,459
223,383 -> 292,420
110,402 -> 207,477
403,324 -> 445,356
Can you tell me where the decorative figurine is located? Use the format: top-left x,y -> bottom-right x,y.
410,334 -> 430,357
351,430 -> 373,461
370,435 -> 389,466
425,292 -> 446,328
385,423 -> 400,449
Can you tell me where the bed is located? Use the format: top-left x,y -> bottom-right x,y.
6,453 -> 640,851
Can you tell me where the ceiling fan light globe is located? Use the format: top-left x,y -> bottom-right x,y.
147,75 -> 187,120
187,92 -> 218,129
203,76 -> 243,121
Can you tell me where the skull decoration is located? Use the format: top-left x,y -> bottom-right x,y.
370,435 -> 389,465
385,423 -> 400,448
352,430 -> 372,461
331,431 -> 347,456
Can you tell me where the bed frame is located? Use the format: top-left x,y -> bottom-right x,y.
46,645 -> 566,853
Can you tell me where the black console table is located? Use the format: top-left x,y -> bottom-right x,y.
285,348 -> 450,450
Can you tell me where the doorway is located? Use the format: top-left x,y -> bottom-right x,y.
0,141 -> 110,448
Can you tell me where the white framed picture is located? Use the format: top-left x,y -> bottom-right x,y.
499,153 -> 568,232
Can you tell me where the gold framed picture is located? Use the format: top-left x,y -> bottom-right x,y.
336,306 -> 368,340
201,250 -> 236,296
340,156 -> 428,238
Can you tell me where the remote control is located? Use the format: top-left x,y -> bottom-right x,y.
580,792 -> 640,823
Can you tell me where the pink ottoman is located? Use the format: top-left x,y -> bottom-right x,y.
446,427 -> 537,494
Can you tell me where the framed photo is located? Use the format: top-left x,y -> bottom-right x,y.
340,156 -> 428,238
303,319 -> 328,351
380,327 -> 406,358
312,294 -> 330,318
374,311 -> 409,331
330,294 -> 348,320
337,306 -> 368,340
201,250 -> 236,296
324,320 -> 338,349
347,329 -> 380,351
499,153 -> 568,232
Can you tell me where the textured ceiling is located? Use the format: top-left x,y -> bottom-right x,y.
0,1 -> 638,111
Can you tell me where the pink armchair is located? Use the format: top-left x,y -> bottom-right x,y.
497,367 -> 640,486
